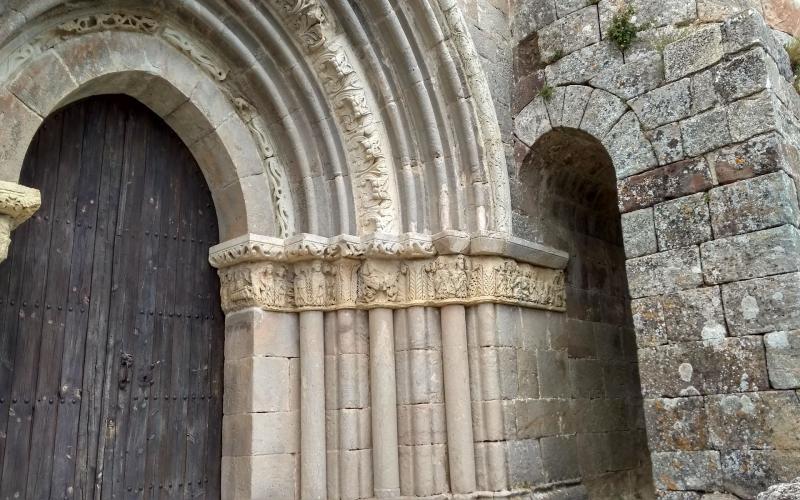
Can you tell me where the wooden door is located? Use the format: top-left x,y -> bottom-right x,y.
0,95 -> 224,499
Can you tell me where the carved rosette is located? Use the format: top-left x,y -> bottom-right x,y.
216,254 -> 564,314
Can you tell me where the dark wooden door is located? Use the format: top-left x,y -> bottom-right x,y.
0,95 -> 224,499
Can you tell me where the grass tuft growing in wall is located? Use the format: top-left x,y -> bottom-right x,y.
608,4 -> 639,51
787,37 -> 800,93
538,85 -> 555,101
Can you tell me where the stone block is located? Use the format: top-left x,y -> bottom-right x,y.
626,247 -> 703,299
722,272 -> 800,335
646,123 -> 685,166
632,295 -> 668,347
222,411 -> 299,456
644,397 -> 708,451
618,158 -> 715,213
0,90 -> 42,181
654,193 -> 712,251
727,90 -> 783,143
569,359 -> 604,399
537,349 -> 570,398
594,322 -> 625,361
579,87 -> 628,139
700,225 -> 800,284
8,50 -> 79,117
560,85 -> 593,129
590,53 -> 665,100
517,348 -> 539,398
225,308 -> 299,360
721,9 -> 793,79
512,0 -> 556,42
222,454 -> 297,499
721,450 -> 800,498
516,399 -> 574,438
713,47 -> 782,103
544,40 -> 624,87
223,357 -> 292,414
764,331 -> 800,389
508,439 -> 545,488
681,107 -> 732,157
602,112 -> 658,179
651,451 -> 722,491
630,78 -> 692,130
664,24 -> 724,81
709,172 -> 799,238
537,6 -> 600,63
697,0 -> 761,22
706,391 -> 800,450
515,96 -> 551,147
541,435 -> 580,482
638,337 -> 768,397
691,69 -> 721,114
565,317 -> 596,358
709,132 -> 800,185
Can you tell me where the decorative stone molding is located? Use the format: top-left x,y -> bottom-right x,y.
270,0 -> 399,234
218,254 -> 565,313
0,181 -> 41,261
211,232 -> 568,313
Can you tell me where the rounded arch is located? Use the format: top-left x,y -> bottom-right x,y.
0,30 -> 274,241
0,0 -> 513,239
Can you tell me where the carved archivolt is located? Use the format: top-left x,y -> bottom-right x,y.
218,255 -> 565,313
270,0 -> 398,234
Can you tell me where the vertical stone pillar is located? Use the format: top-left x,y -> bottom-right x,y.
300,310 -> 327,499
369,307 -> 401,497
441,304 -> 477,493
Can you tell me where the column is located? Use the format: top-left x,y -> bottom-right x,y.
441,304 -> 477,493
369,307 -> 400,497
300,310 -> 326,499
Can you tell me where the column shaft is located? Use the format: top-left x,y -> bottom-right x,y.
441,304 -> 477,493
369,307 -> 400,497
300,310 -> 326,499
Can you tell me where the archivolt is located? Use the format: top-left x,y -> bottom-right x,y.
0,0 -> 511,239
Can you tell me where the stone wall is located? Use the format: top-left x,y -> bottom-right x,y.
511,1 -> 800,498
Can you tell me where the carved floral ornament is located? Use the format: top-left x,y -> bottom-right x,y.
211,233 -> 567,313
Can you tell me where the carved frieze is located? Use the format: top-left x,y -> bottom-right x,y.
270,0 -> 398,234
217,254 -> 565,314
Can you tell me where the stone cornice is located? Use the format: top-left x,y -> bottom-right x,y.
211,232 -> 568,313
0,181 -> 41,227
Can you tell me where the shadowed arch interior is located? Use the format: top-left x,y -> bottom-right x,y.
517,128 -> 652,496
0,95 -> 224,498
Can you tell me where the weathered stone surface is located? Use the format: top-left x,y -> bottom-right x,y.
697,0 -> 762,21
644,397 -> 708,451
639,337 -> 768,397
632,295 -> 668,348
709,172 -> 799,238
710,132 -> 800,185
515,96 -> 551,147
590,53 -> 665,100
512,0 -> 556,42
580,87 -> 628,139
630,78 -> 693,130
538,6 -> 600,63
722,450 -> 800,498
727,90 -> 783,143
646,123 -> 685,166
664,24 -> 724,82
544,40 -> 624,87
626,247 -> 704,298
537,349 -> 570,398
706,391 -> 800,450
661,287 -> 727,343
508,439 -> 545,488
516,399 -> 574,439
764,331 -> 800,389
691,69 -> 721,114
701,225 -> 800,284
722,272 -> 800,336
560,85 -> 593,129
713,47 -> 781,103
618,157 -> 715,213
622,208 -> 657,258
655,193 -> 712,251
681,107 -> 732,157
757,477 -> 800,500
599,0 -> 697,34
762,0 -> 800,37
721,9 -> 793,80
651,450 -> 722,491
541,435 -> 580,482
602,112 -> 658,179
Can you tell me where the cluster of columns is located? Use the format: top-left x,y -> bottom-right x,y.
296,304 -> 478,498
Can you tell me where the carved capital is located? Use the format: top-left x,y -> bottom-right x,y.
0,181 -> 41,227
